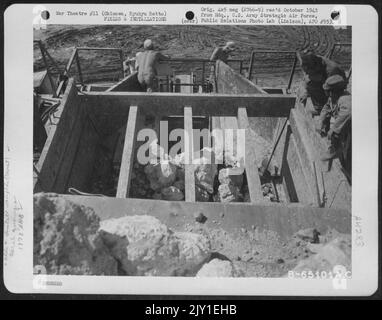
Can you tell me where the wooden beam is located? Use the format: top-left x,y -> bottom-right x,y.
34,79 -> 79,192
116,105 -> 139,198
75,52 -> 84,85
56,48 -> 78,96
81,92 -> 296,117
184,106 -> 196,202
237,107 -> 263,203
63,195 -> 351,241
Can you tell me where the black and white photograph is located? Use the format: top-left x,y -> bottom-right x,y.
3,3 -> 379,297
32,24 -> 352,278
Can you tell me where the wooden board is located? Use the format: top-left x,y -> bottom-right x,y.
53,106 -> 85,193
175,74 -> 193,94
81,92 -> 296,118
214,60 -> 266,94
237,107 -> 263,203
62,195 -> 351,241
289,107 -> 351,210
286,133 -> 315,205
35,78 -> 80,192
65,116 -> 99,192
116,105 -> 139,198
184,106 -> 196,202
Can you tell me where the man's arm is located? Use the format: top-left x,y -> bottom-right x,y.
157,52 -> 170,61
297,74 -> 310,104
210,47 -> 220,61
330,96 -> 351,135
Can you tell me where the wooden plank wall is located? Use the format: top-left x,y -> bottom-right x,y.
289,105 -> 351,211
34,78 -> 84,193
63,195 -> 352,241
65,115 -> 99,192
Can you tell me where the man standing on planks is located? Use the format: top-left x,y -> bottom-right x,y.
318,75 -> 351,163
298,52 -> 346,116
135,39 -> 169,92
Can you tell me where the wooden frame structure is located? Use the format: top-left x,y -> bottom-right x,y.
80,92 -> 296,203
56,47 -> 125,96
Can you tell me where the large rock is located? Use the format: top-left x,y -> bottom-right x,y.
217,183 -> 243,203
161,186 -> 184,201
194,157 -> 218,195
171,148 -> 217,198
196,259 -> 239,277
33,193 -> 130,275
173,180 -> 185,192
218,167 -> 244,188
291,235 -> 351,274
196,185 -> 211,202
144,161 -> 177,191
100,215 -> 211,276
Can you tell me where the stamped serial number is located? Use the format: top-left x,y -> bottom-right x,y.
288,269 -> 352,279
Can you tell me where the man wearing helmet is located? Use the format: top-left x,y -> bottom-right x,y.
298,52 -> 346,116
318,74 -> 351,161
136,39 -> 169,92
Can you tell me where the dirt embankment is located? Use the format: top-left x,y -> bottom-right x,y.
34,25 -> 351,88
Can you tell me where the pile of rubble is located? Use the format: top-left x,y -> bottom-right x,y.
34,193 -> 351,277
34,193 -> 211,276
89,135 -> 282,203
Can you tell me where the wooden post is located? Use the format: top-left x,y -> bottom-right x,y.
237,107 -> 263,202
184,106 -> 196,202
201,61 -> 205,92
75,51 -> 84,85
247,51 -> 255,80
56,48 -> 77,96
119,50 -> 124,79
116,105 -> 139,198
39,42 -> 57,98
287,54 -> 297,92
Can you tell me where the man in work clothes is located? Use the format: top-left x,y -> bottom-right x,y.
298,52 -> 346,116
136,39 -> 169,92
209,41 -> 236,92
318,75 -> 351,162
210,41 -> 236,64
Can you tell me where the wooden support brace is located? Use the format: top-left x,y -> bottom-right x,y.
237,107 -> 263,203
116,105 -> 139,198
75,52 -> 84,85
184,106 -> 196,202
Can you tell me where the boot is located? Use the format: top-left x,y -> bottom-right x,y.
321,133 -> 342,161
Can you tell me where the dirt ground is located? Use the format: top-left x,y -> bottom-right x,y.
34,25 -> 351,90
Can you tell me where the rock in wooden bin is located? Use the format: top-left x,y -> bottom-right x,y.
144,161 -> 177,191
161,186 -> 184,201
218,167 -> 244,188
